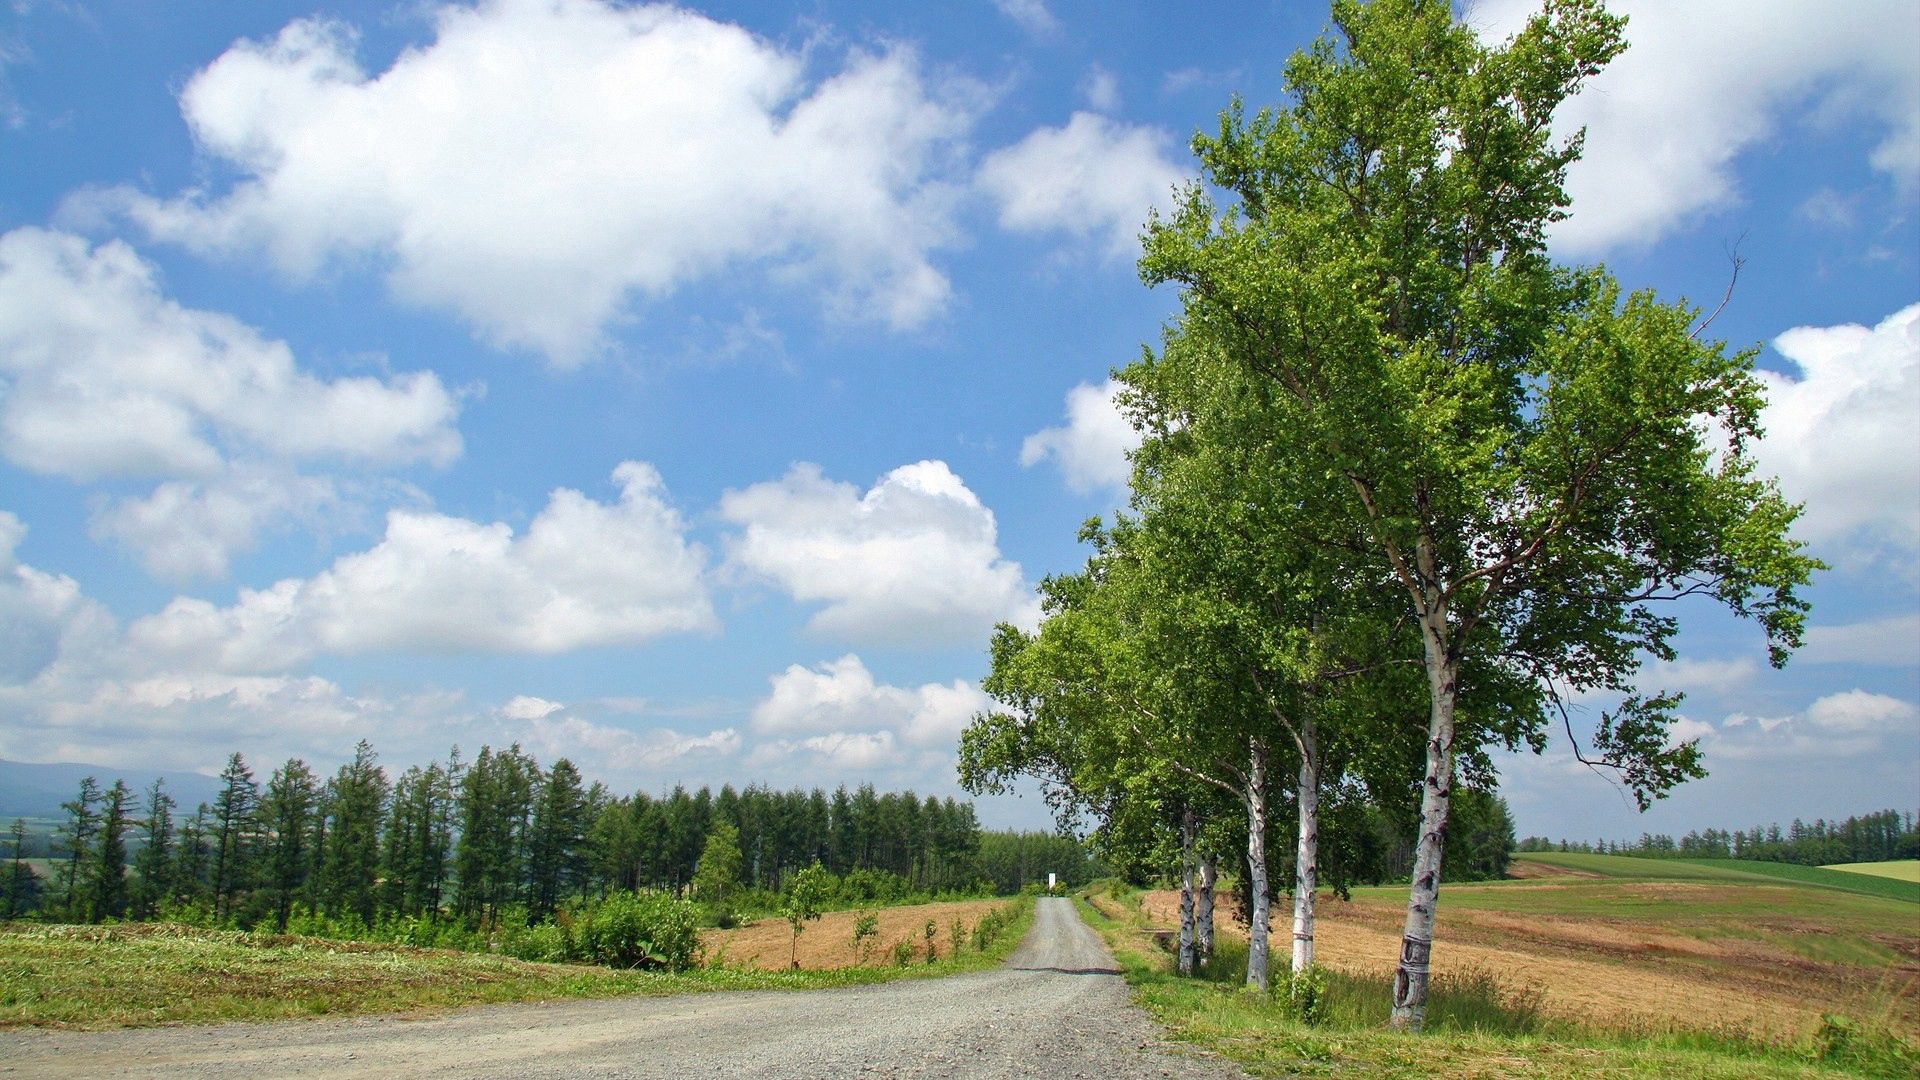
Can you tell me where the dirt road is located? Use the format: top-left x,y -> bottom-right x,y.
3,898 -> 1239,1079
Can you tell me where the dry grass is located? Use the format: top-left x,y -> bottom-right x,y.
1138,882 -> 1920,1043
700,899 -> 1013,971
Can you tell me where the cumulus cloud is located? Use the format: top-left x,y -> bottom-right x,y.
0,227 -> 463,580
1714,689 -> 1917,761
977,112 -> 1185,257
129,462 -> 714,671
92,0 -> 979,363
88,467 -> 346,583
1467,0 -> 1920,253
1020,377 -> 1138,493
1756,302 -> 1920,569
752,654 -> 989,748
1079,65 -> 1120,112
0,227 -> 461,479
500,694 -> 564,721
521,712 -> 740,771
719,460 -> 1038,643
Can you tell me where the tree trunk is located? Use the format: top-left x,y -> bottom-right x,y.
1245,736 -> 1272,992
1390,644 -> 1459,1032
1197,852 -> 1216,965
1177,804 -> 1197,976
1292,717 -> 1319,975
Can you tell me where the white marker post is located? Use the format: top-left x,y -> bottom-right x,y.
1048,872 -> 1057,891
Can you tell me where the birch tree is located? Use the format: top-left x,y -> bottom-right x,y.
1138,0 -> 1819,1029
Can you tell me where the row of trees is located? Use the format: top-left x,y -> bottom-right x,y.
1519,809 -> 1920,865
11,739 -> 995,929
962,0 -> 1815,1031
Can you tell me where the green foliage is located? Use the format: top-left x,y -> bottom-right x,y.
571,891 -> 699,971
781,861 -> 832,967
890,937 -> 915,967
851,910 -> 878,964
1282,963 -> 1329,1025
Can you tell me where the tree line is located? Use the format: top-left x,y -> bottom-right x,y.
1519,809 -> 1920,867
959,0 -> 1816,1032
0,738 -> 1004,928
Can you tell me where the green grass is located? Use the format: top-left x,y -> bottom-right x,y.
1515,852 -> 1920,904
0,897 -> 1034,1029
1824,861 -> 1920,884
1076,888 -> 1916,1079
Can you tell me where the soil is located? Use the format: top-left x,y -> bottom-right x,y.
1138,887 -> 1920,1040
699,898 -> 1011,971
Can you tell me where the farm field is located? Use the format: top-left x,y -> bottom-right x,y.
1825,861 -> 1920,883
1517,851 -> 1920,904
700,897 -> 1019,970
1087,853 -> 1917,1077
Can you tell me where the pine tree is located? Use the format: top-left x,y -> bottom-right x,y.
56,776 -> 100,920
209,753 -> 259,921
318,740 -> 388,927
3,818 -> 39,918
526,758 -> 588,919
85,780 -> 134,922
261,758 -> 320,930
127,780 -> 175,920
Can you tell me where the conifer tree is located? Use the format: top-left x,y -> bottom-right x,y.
85,780 -> 134,922
209,754 -> 259,921
127,780 -> 175,920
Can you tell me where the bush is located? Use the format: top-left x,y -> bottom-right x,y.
573,891 -> 699,971
891,938 -> 916,967
502,919 -> 573,964
1282,964 -> 1328,1025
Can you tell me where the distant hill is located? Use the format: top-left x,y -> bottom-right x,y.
0,759 -> 224,819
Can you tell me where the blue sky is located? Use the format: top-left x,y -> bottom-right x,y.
0,0 -> 1915,841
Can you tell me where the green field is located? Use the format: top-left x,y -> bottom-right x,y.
0,898 -> 1036,1028
1823,860 -> 1920,883
1517,851 -> 1920,904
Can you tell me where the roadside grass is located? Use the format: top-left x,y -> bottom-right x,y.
0,897 -> 1034,1029
1078,885 -> 1918,1079
1515,852 -> 1920,904
1824,861 -> 1920,884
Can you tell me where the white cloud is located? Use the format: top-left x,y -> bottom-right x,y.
1712,689 -> 1917,761
992,0 -> 1058,36
1757,302 -> 1920,568
0,227 -> 464,581
977,112 -> 1185,258
1804,688 -> 1918,733
752,653 -> 989,747
1080,65 -> 1120,112
1667,715 -> 1716,745
93,0 -> 979,363
1801,614 -> 1920,666
0,511 -> 118,686
521,713 -> 740,771
1467,0 -> 1920,253
88,467 -> 345,583
719,460 -> 1038,643
129,461 -> 715,670
1020,377 -> 1138,493
0,228 -> 462,479
500,694 -> 564,721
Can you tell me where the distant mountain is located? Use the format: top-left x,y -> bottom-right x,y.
0,759 -> 224,819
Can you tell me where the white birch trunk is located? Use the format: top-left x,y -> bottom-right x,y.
1389,623 -> 1459,1032
1291,717 -> 1319,975
1196,852 -> 1216,965
1244,736 -> 1273,992
1177,804 -> 1197,976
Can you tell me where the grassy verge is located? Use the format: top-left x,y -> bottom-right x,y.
1076,886 -> 1914,1079
0,897 -> 1033,1029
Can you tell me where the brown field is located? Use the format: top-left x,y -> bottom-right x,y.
700,899 -> 1013,971
1139,884 -> 1920,1041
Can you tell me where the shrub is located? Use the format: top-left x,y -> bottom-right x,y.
502,919 -> 573,964
851,911 -> 879,965
891,938 -> 915,967
573,890 -> 699,971
1282,964 -> 1328,1025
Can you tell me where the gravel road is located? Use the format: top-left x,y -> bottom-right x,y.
3,898 -> 1242,1079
